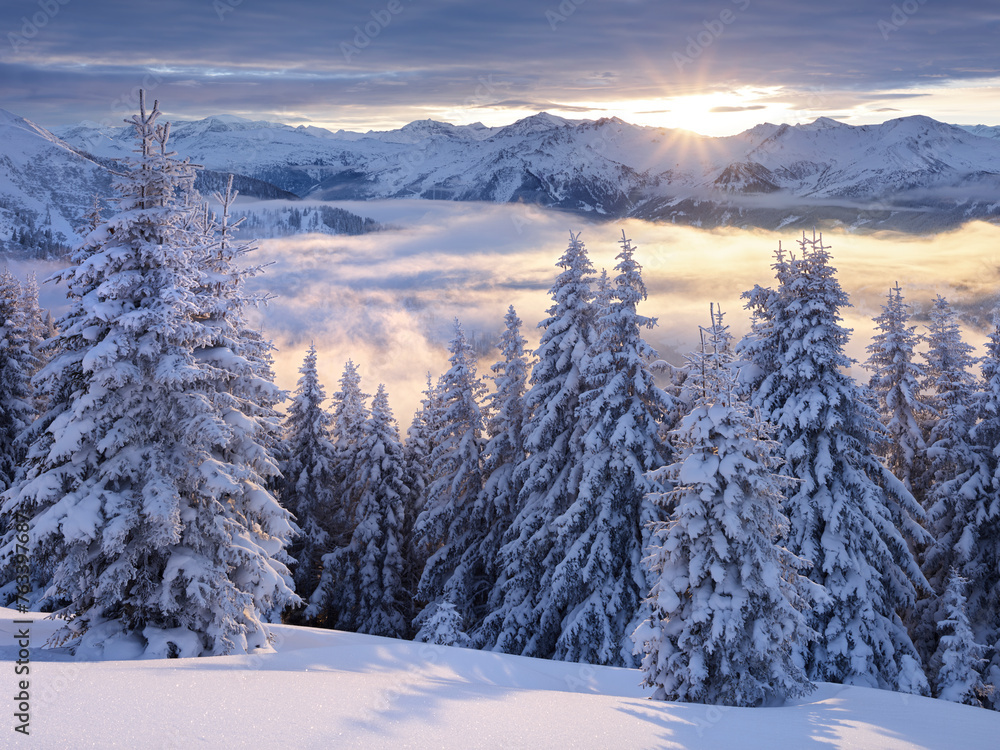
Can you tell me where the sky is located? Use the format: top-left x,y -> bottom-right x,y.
3,0 -> 1000,135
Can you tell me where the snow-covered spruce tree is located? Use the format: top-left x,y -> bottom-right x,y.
312,384 -> 409,637
736,242 -> 795,410
965,313 -> 1000,708
191,172 -> 292,626
679,303 -> 736,407
864,283 -> 929,503
279,346 -> 339,605
486,231 -> 596,658
328,359 -> 370,547
538,232 -> 678,667
411,319 -> 486,645
465,305 -> 530,647
401,373 -> 438,610
201,173 -> 286,470
0,270 -> 36,492
79,193 -> 104,236
931,570 -> 989,706
635,310 -> 816,706
914,296 -> 981,665
594,267 -> 612,314
0,94 -> 296,656
19,272 -> 49,378
740,232 -> 930,693
0,270 -> 41,604
416,601 -> 469,647
921,296 -> 979,512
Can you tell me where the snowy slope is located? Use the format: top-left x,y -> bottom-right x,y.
47,111 -> 1000,231
0,109 -> 110,249
2,607 -> 997,748
0,112 -> 375,253
960,124 -> 1000,140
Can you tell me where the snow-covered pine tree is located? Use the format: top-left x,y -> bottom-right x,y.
679,303 -> 735,407
931,570 -> 989,706
0,93 -> 296,656
415,601 -> 469,647
635,309 -> 815,706
864,283 -> 929,502
78,193 -> 104,236
279,346 -> 339,605
0,270 -> 42,605
328,359 -> 371,547
201,172 -> 286,468
964,312 -> 1000,708
402,373 -> 438,609
313,384 -> 409,637
487,231 -> 596,658
538,232 -> 677,667
192,173 -> 291,626
19,273 -> 47,378
740,232 -> 930,693
466,305 -> 530,647
921,296 -> 978,509
411,319 -> 485,645
0,270 -> 35,492
736,241 -> 794,409
915,296 -> 981,665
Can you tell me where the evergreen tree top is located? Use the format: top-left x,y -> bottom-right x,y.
543,231 -> 595,326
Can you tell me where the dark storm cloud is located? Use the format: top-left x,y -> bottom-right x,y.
1,0 -> 999,125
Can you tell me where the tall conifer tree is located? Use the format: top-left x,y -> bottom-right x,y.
740,232 -> 929,692
411,320 -> 485,644
636,310 -> 815,706
488,232 -> 596,657
539,232 -> 676,666
280,346 -> 338,604
312,384 -> 409,637
470,306 -> 530,646
0,94 -> 296,656
865,283 -> 928,501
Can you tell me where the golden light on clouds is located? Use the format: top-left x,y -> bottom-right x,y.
241,200 -> 1000,420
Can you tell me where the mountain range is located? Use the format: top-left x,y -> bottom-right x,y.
3,107 -> 1000,254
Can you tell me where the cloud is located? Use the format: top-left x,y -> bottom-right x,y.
14,196 -> 1000,421
709,105 -> 766,113
4,1 -> 1000,128
227,199 -> 1000,419
469,99 -> 599,113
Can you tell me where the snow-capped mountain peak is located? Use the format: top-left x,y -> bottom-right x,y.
0,109 -> 995,238
796,116 -> 848,131
496,112 -> 575,137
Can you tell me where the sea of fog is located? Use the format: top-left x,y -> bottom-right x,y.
13,200 -> 1000,422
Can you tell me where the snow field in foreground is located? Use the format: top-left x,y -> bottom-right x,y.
0,608 -> 997,749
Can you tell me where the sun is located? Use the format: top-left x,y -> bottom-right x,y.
428,87 -> 798,138
577,89 -> 784,136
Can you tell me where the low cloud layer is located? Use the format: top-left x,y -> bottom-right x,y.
13,201 -> 999,422
237,200 -> 1000,420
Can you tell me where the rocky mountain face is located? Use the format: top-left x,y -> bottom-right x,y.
2,107 -> 999,253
